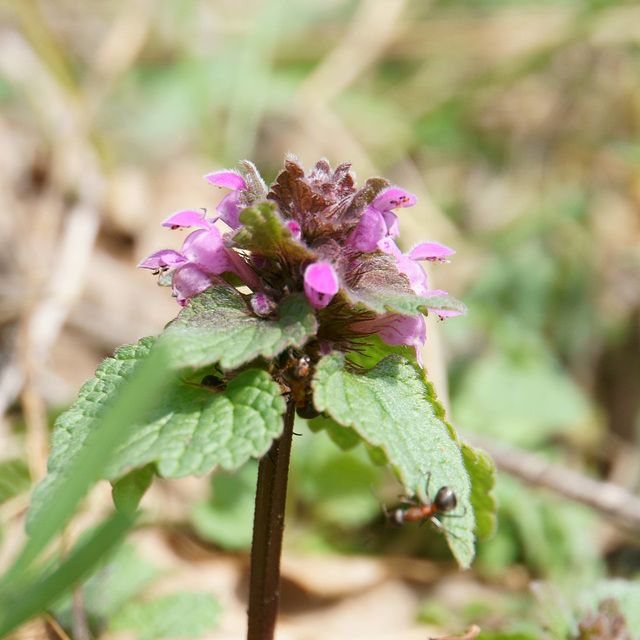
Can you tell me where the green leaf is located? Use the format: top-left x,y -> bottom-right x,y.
234,201 -> 315,261
18,338 -> 172,575
461,442 -> 497,540
112,465 -> 155,515
161,286 -> 317,370
291,423 -> 381,529
354,289 -> 467,317
109,592 -> 221,640
82,543 -> 162,619
103,367 -> 285,479
453,350 -> 592,448
307,415 -> 362,451
53,543 -> 162,624
0,511 -> 134,637
191,463 -> 258,550
28,342 -> 285,529
312,352 -> 475,568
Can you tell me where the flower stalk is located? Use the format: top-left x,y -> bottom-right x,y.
247,399 -> 296,640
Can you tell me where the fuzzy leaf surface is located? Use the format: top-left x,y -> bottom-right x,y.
28,339 -> 285,528
161,286 -> 317,370
461,443 -> 497,540
104,368 -> 284,478
234,201 -> 314,261
312,352 -> 475,567
354,290 -> 467,317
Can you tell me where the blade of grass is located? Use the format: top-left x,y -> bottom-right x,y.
0,510 -> 134,636
2,341 -> 172,584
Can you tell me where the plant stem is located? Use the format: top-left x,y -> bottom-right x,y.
247,399 -> 296,640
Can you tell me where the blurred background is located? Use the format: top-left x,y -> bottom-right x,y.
1,0 -> 640,638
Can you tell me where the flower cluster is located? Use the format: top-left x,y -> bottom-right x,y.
140,157 -> 462,364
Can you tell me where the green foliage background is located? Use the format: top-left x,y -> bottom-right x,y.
1,0 -> 640,637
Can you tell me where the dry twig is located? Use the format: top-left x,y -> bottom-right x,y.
467,434 -> 640,534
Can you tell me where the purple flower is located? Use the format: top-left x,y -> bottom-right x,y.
350,312 -> 427,364
303,262 -> 339,309
408,243 -> 455,262
138,210 -> 259,304
348,187 -> 417,252
204,170 -> 248,229
379,238 -> 456,299
250,292 -> 277,317
140,157 -> 464,367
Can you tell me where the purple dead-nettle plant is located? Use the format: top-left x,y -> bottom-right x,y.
139,157 -> 462,365
32,156 -> 495,640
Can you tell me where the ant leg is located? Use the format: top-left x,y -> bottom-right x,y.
430,516 -> 446,533
432,516 -> 466,543
370,484 -> 391,519
424,471 -> 432,499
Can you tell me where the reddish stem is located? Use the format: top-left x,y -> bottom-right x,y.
247,399 -> 296,640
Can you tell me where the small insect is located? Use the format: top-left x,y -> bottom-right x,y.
183,372 -> 226,393
377,474 -> 460,533
200,374 -> 226,389
276,349 -> 320,419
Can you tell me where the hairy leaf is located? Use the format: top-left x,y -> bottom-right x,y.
20,338 -> 172,569
267,157 -> 330,220
161,286 -> 317,370
233,201 -> 314,261
28,339 -> 285,529
461,443 -> 497,540
105,368 -> 284,478
354,289 -> 467,317
312,352 -> 475,568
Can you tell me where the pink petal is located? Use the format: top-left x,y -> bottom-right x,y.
137,249 -> 187,270
162,210 -> 213,230
172,263 -> 215,305
353,313 -> 426,346
348,208 -> 387,252
372,187 -> 417,212
381,211 -> 400,237
408,242 -> 455,262
204,170 -> 247,191
396,255 -> 428,296
226,250 -> 262,290
216,192 -> 243,229
251,292 -> 277,317
181,228 -> 230,274
377,237 -> 402,257
286,220 -> 302,240
303,262 -> 339,309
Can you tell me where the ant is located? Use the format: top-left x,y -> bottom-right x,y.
276,348 -> 320,419
376,474 -> 460,534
